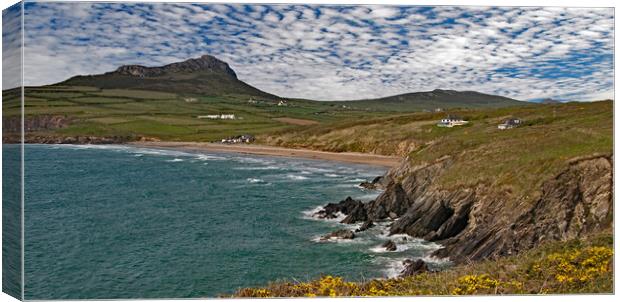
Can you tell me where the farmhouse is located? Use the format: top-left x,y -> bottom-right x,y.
437,115 -> 468,127
197,114 -> 236,120
498,118 -> 522,130
277,100 -> 288,106
221,134 -> 255,144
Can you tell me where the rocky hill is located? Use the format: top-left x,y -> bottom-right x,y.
54,55 -> 523,109
58,55 -> 277,99
112,55 -> 237,78
363,153 -> 612,263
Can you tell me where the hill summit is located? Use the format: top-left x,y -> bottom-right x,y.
112,55 -> 237,78
59,54 -> 277,99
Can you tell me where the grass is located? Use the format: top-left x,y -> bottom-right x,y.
233,232 -> 613,297
5,85 -> 392,142
261,101 -> 612,198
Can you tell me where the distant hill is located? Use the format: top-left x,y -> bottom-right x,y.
58,55 -> 278,99
2,55 -> 538,143
540,98 -> 562,104
55,55 -> 523,111
334,89 -> 525,112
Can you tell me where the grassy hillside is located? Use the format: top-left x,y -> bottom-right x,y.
3,83 -> 527,142
2,85 -> 391,141
3,55 -> 530,142
261,101 -> 612,196
234,232 -> 613,297
331,89 -> 526,112
59,55 -> 279,99
60,71 -> 278,100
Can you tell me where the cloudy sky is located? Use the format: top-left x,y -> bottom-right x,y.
5,2 -> 615,101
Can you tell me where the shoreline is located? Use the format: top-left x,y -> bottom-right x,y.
128,141 -> 402,167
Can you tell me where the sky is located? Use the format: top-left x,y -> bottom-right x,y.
3,2 -> 615,101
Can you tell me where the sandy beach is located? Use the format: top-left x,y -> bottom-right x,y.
129,141 -> 402,167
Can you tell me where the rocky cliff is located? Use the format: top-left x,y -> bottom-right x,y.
2,115 -> 158,144
323,153 -> 613,264
112,55 -> 238,78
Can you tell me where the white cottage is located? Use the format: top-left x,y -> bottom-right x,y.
437,115 -> 468,127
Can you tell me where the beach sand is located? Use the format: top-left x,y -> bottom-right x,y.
129,141 -> 402,167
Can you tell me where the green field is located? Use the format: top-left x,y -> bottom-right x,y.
2,86 -> 393,141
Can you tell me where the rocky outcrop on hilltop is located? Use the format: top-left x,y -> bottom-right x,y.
315,154 -> 613,264
112,55 -> 238,78
60,54 -> 277,98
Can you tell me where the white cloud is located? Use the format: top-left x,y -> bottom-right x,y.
13,3 -> 615,102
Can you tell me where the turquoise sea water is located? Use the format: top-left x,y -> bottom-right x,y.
14,144 -> 443,299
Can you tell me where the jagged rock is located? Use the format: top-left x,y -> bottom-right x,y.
357,154 -> 612,264
381,240 -> 397,251
320,229 -> 355,241
359,176 -> 390,190
312,210 -> 338,220
366,183 -> 414,220
114,55 -> 237,79
341,203 -> 368,224
400,259 -> 429,277
389,192 -> 473,240
356,220 -> 375,232
313,197 -> 362,220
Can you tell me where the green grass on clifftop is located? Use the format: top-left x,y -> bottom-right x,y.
261,101 -> 612,197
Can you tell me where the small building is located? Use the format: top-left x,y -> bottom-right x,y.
277,100 -> 288,106
434,108 -> 444,112
197,114 -> 236,120
220,134 -> 255,144
240,134 -> 255,143
184,97 -> 197,103
498,118 -> 522,130
437,115 -> 468,127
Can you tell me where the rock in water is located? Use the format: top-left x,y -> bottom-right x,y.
320,229 -> 355,241
341,202 -> 368,224
381,240 -> 397,251
313,197 -> 362,220
312,209 -> 338,219
356,220 -> 374,232
359,176 -> 389,190
400,259 -> 429,277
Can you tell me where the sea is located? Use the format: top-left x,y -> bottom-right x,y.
4,144 -> 446,299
